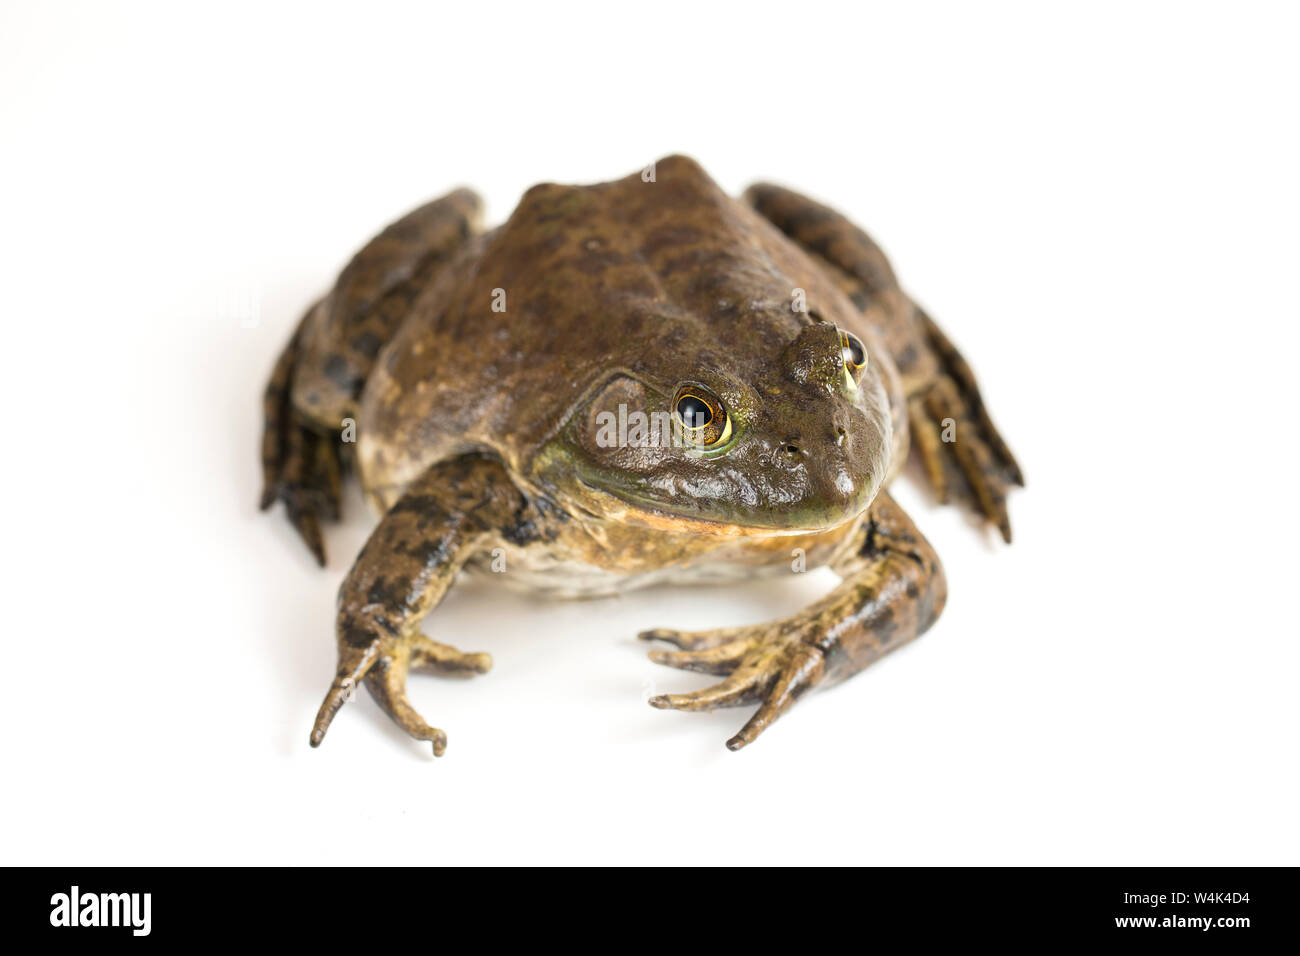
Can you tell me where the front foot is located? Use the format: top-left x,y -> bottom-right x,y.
640,622 -> 827,751
640,491 -> 947,753
310,630 -> 491,756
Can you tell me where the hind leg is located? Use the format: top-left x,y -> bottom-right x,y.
259,303 -> 345,565
907,305 -> 1023,542
259,188 -> 483,563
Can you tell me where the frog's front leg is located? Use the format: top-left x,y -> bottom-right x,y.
309,453 -> 529,755
642,491 -> 946,751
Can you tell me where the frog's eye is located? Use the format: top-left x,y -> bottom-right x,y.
673,387 -> 732,447
840,329 -> 868,388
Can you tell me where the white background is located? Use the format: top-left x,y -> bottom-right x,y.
2,1 -> 1297,866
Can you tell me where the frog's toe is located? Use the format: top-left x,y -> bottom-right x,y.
284,496 -> 326,566
637,625 -> 748,651
366,674 -> 448,756
923,379 -> 1016,543
910,380 -> 1020,543
949,428 -> 1013,544
261,320 -> 347,565
725,645 -> 823,752
646,637 -> 753,675
310,646 -> 379,748
648,669 -> 764,712
905,306 -> 1023,543
908,396 -> 950,504
310,674 -> 360,748
269,424 -> 345,566
363,643 -> 449,756
409,633 -> 493,677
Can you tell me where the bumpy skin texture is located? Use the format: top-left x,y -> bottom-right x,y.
260,156 -> 1022,755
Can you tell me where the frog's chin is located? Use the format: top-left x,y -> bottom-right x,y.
564,478 -> 873,538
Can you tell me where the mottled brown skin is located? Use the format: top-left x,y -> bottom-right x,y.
260,156 -> 1022,755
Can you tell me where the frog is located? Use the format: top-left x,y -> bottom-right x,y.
260,155 -> 1023,756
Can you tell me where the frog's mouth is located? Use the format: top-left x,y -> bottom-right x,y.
566,476 -> 876,538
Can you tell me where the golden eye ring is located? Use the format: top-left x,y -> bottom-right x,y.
673,387 -> 731,447
840,330 -> 868,388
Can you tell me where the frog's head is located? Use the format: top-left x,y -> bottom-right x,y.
533,318 -> 893,535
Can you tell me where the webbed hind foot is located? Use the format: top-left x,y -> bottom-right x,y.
907,306 -> 1023,543
259,307 -> 347,565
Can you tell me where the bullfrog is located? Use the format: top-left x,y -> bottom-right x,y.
260,156 -> 1022,755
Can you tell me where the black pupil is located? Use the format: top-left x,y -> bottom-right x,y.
843,335 -> 865,368
677,395 -> 712,429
